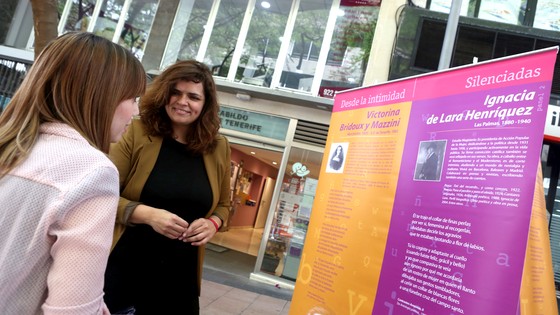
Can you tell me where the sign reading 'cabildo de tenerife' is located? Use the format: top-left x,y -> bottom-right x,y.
219,105 -> 289,141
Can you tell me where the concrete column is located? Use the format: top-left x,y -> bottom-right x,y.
362,0 -> 407,86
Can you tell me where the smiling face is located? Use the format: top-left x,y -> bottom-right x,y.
165,80 -> 205,134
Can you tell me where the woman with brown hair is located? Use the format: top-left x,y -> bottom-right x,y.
104,60 -> 231,314
0,32 -> 146,315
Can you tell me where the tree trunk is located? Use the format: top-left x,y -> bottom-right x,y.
30,0 -> 58,59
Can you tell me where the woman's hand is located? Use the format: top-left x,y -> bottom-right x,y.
130,204 -> 189,239
148,210 -> 190,239
179,216 -> 221,246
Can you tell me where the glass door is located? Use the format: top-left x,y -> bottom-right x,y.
210,139 -> 283,258
257,144 -> 324,280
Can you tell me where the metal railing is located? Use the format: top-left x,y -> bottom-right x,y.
0,46 -> 33,112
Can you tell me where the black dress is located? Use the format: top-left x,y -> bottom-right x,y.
104,137 -> 212,315
420,152 -> 438,180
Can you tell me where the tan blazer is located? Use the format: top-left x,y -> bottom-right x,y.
109,119 -> 231,294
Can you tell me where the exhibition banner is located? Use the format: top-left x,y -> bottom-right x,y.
289,48 -> 558,315
519,164 -> 557,315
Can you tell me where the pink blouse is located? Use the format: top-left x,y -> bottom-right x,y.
0,123 -> 118,314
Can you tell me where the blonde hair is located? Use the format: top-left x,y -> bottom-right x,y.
0,32 -> 146,175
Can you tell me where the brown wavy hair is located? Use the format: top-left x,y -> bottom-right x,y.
0,32 -> 146,175
140,60 -> 220,154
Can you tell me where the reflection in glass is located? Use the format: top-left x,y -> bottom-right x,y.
319,3 -> 380,98
260,147 -> 322,279
118,0 -> 158,59
204,0 -> 247,77
177,1 -> 213,61
478,0 -> 524,25
237,1 -> 290,87
534,0 -> 560,31
58,0 -> 97,33
0,0 -> 19,44
411,0 -> 428,8
74,0 -> 157,59
280,0 -> 332,92
428,0 -> 469,15
91,0 -> 126,40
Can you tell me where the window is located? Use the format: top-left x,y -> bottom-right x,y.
1,0 -> 32,48
58,0 -> 96,33
478,0 -> 525,25
58,0 -> 158,59
413,19 -> 446,71
236,1 -> 291,87
204,0 -> 247,78
319,2 -> 380,98
176,1 -> 213,62
533,0 -> 560,31
91,0 -> 127,40
118,0 -> 158,58
0,0 -> 19,44
427,0 -> 470,16
279,0 -> 332,92
452,26 -> 494,66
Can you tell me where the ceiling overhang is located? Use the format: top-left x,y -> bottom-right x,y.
214,79 -> 334,112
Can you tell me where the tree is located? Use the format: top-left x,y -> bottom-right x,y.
30,0 -> 58,58
29,0 -> 156,58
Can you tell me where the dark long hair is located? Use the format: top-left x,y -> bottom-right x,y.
329,145 -> 344,170
140,60 -> 220,154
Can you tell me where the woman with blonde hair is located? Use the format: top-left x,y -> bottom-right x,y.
0,32 -> 146,315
